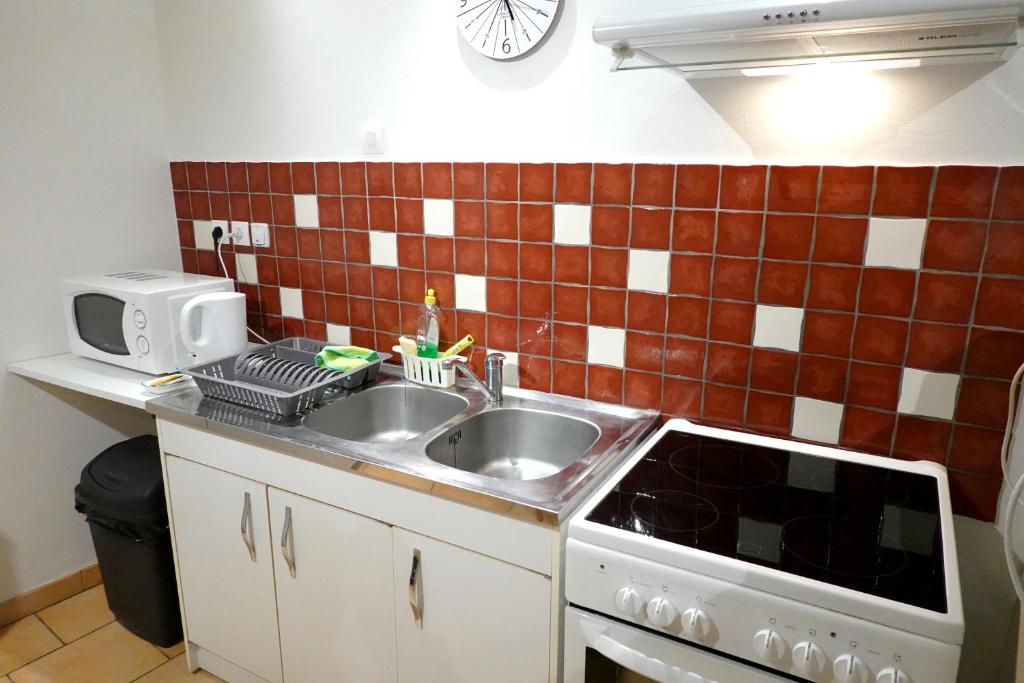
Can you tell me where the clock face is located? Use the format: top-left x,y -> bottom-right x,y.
456,0 -> 561,60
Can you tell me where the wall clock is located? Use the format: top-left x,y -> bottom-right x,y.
456,0 -> 562,60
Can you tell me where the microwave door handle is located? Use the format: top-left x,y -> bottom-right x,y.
578,618 -> 715,683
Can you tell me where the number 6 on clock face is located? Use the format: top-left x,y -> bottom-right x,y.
456,0 -> 561,60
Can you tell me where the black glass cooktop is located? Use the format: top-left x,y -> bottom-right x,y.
586,430 -> 947,612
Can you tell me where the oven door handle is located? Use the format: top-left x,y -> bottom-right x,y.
579,618 -> 716,683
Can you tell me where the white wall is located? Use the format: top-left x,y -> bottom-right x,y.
0,1 -> 179,602
154,0 -> 1024,164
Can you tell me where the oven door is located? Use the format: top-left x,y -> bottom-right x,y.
565,607 -> 792,683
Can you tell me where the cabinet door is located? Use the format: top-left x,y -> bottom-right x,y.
392,528 -> 551,683
166,456 -> 282,683
269,488 -> 397,683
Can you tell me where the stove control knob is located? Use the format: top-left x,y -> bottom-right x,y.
681,608 -> 712,641
752,629 -> 786,663
646,597 -> 677,628
834,654 -> 869,683
614,587 -> 644,618
791,641 -> 826,676
876,668 -> 911,683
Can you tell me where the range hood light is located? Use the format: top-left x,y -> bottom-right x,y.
741,59 -> 924,77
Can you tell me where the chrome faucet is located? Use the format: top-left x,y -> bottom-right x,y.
442,353 -> 505,404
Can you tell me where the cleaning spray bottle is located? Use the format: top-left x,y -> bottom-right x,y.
415,289 -> 441,358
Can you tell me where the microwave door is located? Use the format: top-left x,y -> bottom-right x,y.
73,293 -> 131,356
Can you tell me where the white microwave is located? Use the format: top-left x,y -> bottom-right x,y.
63,270 -> 234,374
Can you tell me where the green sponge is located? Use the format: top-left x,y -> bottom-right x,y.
315,346 -> 379,373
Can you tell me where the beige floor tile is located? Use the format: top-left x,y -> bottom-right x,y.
9,621 -> 165,683
0,616 -> 61,676
134,655 -> 222,682
159,641 -> 185,658
36,586 -> 114,644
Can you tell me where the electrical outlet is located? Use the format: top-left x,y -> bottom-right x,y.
361,121 -> 386,154
211,219 -> 230,243
231,221 -> 251,246
251,222 -> 270,248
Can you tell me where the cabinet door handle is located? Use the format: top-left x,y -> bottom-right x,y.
407,548 -> 423,630
240,492 -> 256,563
281,505 -> 296,578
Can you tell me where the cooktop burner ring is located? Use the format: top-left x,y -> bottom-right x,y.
781,515 -> 910,579
629,490 -> 721,534
667,445 -> 782,491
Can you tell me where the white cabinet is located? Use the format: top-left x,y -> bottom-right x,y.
165,457 -> 283,683
392,528 -> 551,683
268,488 -> 397,683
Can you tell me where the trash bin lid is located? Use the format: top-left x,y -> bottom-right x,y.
75,435 -> 166,524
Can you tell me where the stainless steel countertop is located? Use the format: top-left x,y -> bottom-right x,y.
149,366 -> 660,528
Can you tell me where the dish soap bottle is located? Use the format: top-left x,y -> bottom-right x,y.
415,289 -> 441,358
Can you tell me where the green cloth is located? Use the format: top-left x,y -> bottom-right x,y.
315,345 -> 378,373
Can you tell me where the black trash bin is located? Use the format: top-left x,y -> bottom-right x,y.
74,435 -> 183,647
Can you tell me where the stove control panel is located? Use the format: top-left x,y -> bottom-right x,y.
566,539 -> 961,683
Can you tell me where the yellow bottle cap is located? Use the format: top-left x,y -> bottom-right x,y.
424,288 -> 437,305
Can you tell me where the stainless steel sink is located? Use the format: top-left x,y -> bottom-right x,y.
425,409 -> 601,480
303,384 -> 468,443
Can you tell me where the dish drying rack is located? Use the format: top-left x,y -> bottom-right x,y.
183,338 -> 390,415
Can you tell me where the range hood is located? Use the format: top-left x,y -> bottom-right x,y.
593,0 -> 1022,77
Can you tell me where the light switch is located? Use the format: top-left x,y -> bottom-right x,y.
251,222 -> 270,248
361,121 -> 386,154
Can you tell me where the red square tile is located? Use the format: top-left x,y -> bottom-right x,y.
931,166 -> 997,218
422,163 -> 452,198
486,202 -> 518,240
520,281 -> 552,319
297,230 -> 322,259
553,361 -> 587,399
424,236 -> 453,272
180,248 -> 198,274
173,191 -> 191,220
520,163 -> 553,202
348,296 -> 373,327
801,311 -> 854,357
966,327 -> 1024,379
453,201 -> 485,237
841,407 -> 896,454
812,216 -> 868,265
852,316 -> 908,364
950,425 -> 1003,476
487,240 -> 518,278
340,162 -> 367,196
189,191 -> 211,220
275,228 -> 298,258
247,162 -> 270,193
269,162 -> 292,194
346,264 -> 371,296
807,265 -> 861,311
554,245 -> 589,285
720,166 -> 767,210
366,162 -> 394,197
317,196 -> 341,228
372,266 -> 399,299
519,355 -> 552,392
368,197 -> 396,230
324,293 -> 347,324
758,261 -> 807,307
555,285 -> 589,324
250,194 -> 272,224
593,164 -> 633,205
994,166 -> 1024,220
706,343 -> 750,385
956,377 -> 1010,428
376,299 -> 402,332
712,257 -> 757,301
226,162 -> 248,193
819,166 -> 873,215
709,300 -> 754,344
313,162 -> 340,195
256,256 -> 279,286
553,323 -> 586,361
283,318 -> 306,338
922,220 -> 986,272
975,277 -> 1024,329
177,220 -> 195,248
665,337 -> 706,378
520,317 -> 553,357
185,161 -> 207,190
667,296 -> 710,337
746,392 -> 793,436
556,163 -> 592,204
763,214 -> 813,260
170,161 -> 188,190
893,416 -> 950,464
520,243 -> 553,281
858,268 -> 916,317
750,349 -> 797,393
455,239 -> 485,275
587,366 -> 624,403
591,207 -> 629,246
259,285 -> 281,315
672,210 -> 716,253
456,310 -> 486,346
627,292 -> 667,332
589,287 -> 626,327
670,254 -> 711,296
519,204 -> 552,242
631,208 -> 672,249
768,166 -> 819,213
797,355 -> 848,402
592,248 -> 629,288
906,322 -> 967,372
624,371 -> 663,410
633,164 -> 675,207
663,377 -> 702,418
873,167 -> 934,217
716,212 -> 762,256
396,198 -> 424,233
393,163 -> 422,198
454,163 -> 484,199
847,362 -> 901,410
398,269 -> 426,303
486,163 -> 518,201
626,331 -> 666,372
209,193 -> 229,221
205,162 -> 227,192
305,321 -> 328,341
291,162 -> 315,194
984,222 -> 1024,275
914,272 -> 976,323
948,471 -> 1001,522
675,165 -> 720,209
302,290 -> 326,321
703,384 -> 745,426
342,197 -> 368,229
487,314 -> 518,350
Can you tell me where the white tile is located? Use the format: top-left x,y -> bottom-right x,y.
326,324 -> 352,345
193,220 -> 214,250
294,194 -> 319,228
587,326 -> 626,368
280,287 -> 304,319
455,273 -> 487,312
864,217 -> 927,269
753,305 -> 805,352
554,204 -> 592,245
424,199 -> 455,236
897,368 -> 960,419
627,250 -> 670,293
487,348 -> 520,388
792,397 -> 844,445
235,253 -> 258,284
369,230 -> 398,267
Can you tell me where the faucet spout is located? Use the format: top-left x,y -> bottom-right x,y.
442,353 -> 505,404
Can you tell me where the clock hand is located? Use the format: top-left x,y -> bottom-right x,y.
504,0 -> 516,22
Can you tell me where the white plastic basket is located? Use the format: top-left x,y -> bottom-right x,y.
392,346 -> 465,388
